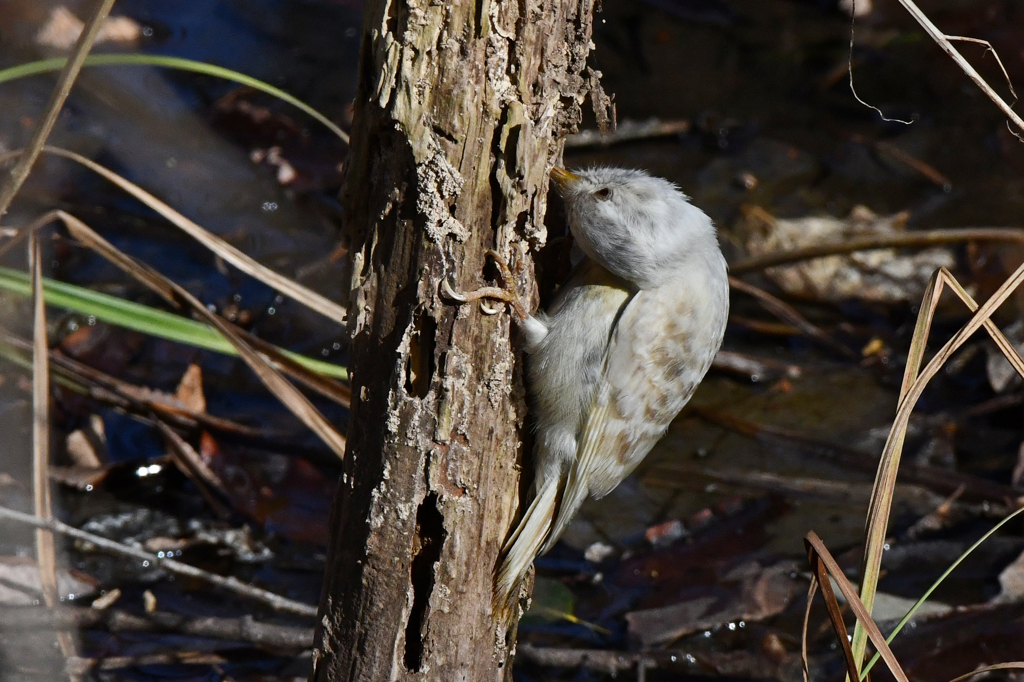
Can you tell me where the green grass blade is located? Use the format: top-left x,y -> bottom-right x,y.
0,266 -> 347,380
0,54 -> 348,144
860,504 -> 1024,679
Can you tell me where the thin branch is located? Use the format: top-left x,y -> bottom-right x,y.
729,276 -> 856,357
0,606 -> 313,650
0,505 -> 318,617
691,405 -> 1021,501
730,227 -> 1024,274
0,0 -> 117,216
66,651 -> 229,674
564,118 -> 690,148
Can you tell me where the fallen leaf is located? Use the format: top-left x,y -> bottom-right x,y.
174,364 -> 206,414
625,560 -> 800,648
992,549 -> 1024,604
36,6 -> 141,50
740,205 -> 955,303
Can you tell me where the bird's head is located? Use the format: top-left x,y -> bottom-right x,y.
550,166 -> 721,288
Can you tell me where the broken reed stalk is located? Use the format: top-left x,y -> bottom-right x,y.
850,265 -> 1024,668
0,505 -> 318,617
0,0 -> 117,216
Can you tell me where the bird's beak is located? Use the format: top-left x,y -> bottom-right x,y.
550,166 -> 581,190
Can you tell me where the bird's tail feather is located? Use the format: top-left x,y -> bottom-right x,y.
493,480 -> 560,618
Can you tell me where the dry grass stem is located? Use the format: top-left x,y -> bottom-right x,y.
57,212 -> 347,459
2,146 -> 348,327
852,263 -> 1024,666
30,231 -> 77,661
806,532 -> 910,682
894,0 -> 1024,133
0,325 -> 269,439
156,421 -> 231,518
0,0 -> 116,216
0,210 -> 64,261
0,505 -> 318,617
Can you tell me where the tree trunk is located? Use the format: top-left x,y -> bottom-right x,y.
311,1 -> 603,680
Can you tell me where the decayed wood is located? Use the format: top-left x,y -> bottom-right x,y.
310,1 -> 602,680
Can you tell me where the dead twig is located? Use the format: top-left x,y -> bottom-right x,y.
712,350 -> 802,382
0,606 -> 313,650
644,465 -> 939,507
65,652 -> 230,675
0,505 -> 318,617
874,141 -> 951,188
730,227 -> 1024,274
564,118 -> 690,148
0,326 -> 270,439
729,276 -> 856,357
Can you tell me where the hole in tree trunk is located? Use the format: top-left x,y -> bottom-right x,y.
404,493 -> 446,671
405,310 -> 436,398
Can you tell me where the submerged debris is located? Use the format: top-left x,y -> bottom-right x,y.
740,205 -> 956,303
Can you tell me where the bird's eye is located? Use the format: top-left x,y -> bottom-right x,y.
594,187 -> 611,200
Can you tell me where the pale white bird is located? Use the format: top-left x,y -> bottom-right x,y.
447,166 -> 729,615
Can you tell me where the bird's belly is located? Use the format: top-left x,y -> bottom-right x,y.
609,272 -> 729,473
527,283 -> 630,482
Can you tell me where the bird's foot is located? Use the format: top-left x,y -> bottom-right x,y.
442,249 -> 528,321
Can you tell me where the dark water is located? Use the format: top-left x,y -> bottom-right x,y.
0,0 -> 1022,680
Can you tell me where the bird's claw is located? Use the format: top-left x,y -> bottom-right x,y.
480,302 -> 502,315
441,278 -> 468,303
441,251 -> 528,320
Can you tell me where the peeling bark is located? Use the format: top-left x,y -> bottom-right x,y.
310,1 -> 602,680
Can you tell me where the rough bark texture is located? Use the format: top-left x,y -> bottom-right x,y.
311,1 -> 601,680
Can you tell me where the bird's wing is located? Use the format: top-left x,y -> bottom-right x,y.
542,287 -> 702,553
